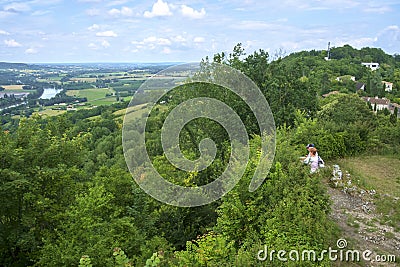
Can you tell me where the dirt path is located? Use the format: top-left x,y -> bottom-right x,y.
326,182 -> 399,266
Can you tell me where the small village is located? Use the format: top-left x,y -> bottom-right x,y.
323,61 -> 400,118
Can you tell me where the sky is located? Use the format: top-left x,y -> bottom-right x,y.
0,0 -> 399,63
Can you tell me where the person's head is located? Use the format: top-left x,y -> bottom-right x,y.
309,147 -> 317,155
306,143 -> 315,152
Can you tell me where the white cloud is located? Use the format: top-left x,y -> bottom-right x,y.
88,43 -> 98,49
78,0 -> 103,2
0,29 -> 10,35
363,5 -> 391,14
375,25 -> 400,53
120,6 -> 133,16
385,25 -> 400,31
144,0 -> 172,18
108,6 -> 133,17
162,47 -> 171,54
193,36 -> 205,43
4,2 -> 31,13
349,37 -> 377,48
88,42 -> 110,49
96,30 -> 118,37
281,0 -> 361,10
280,41 -> 299,51
143,36 -> 171,45
31,10 -> 51,16
0,10 -> 12,18
324,37 -> 375,52
101,40 -> 110,48
233,21 -> 276,30
25,48 -> 38,54
180,5 -> 205,19
88,40 -> 111,50
243,40 -> 257,50
86,8 -> 100,16
106,0 -> 128,6
88,24 -> 100,31
173,35 -> 186,42
108,8 -> 120,16
131,36 -> 174,51
29,0 -> 63,5
4,39 -> 22,47
301,28 -> 328,35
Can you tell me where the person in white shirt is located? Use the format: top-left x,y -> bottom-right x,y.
306,143 -> 318,157
303,147 -> 320,173
300,144 -> 317,161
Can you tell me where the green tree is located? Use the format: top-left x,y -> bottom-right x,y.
390,107 -> 398,125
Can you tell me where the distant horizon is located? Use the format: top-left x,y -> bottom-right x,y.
0,61 -> 187,65
1,43 -> 398,66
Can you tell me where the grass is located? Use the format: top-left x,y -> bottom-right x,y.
376,196 -> 400,231
113,103 -> 148,117
335,155 -> 400,198
346,215 -> 360,229
118,77 -> 148,81
116,105 -> 149,121
113,103 -> 169,123
385,231 -> 395,239
35,109 -> 66,117
66,88 -> 114,102
91,97 -> 117,106
70,77 -> 97,83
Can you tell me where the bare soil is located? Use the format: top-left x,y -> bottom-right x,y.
326,182 -> 399,266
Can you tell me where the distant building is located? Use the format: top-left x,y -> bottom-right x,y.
355,82 -> 366,91
361,62 -> 380,71
382,81 -> 393,92
362,96 -> 390,111
336,75 -> 356,82
67,105 -> 76,111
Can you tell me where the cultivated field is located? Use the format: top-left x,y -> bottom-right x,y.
113,103 -> 148,118
66,88 -> 113,101
1,85 -> 24,90
35,109 -> 67,117
70,77 -> 97,82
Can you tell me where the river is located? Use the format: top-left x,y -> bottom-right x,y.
39,88 -> 63,99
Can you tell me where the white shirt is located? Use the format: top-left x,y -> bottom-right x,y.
303,152 -> 319,173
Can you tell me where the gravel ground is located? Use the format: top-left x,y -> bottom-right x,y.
327,184 -> 399,267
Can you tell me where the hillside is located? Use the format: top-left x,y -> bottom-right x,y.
0,44 -> 399,266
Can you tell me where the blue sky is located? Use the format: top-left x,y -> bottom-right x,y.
0,0 -> 399,63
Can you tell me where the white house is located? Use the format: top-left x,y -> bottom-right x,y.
382,81 -> 393,92
336,75 -> 356,82
362,96 -> 390,111
361,62 -> 380,71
